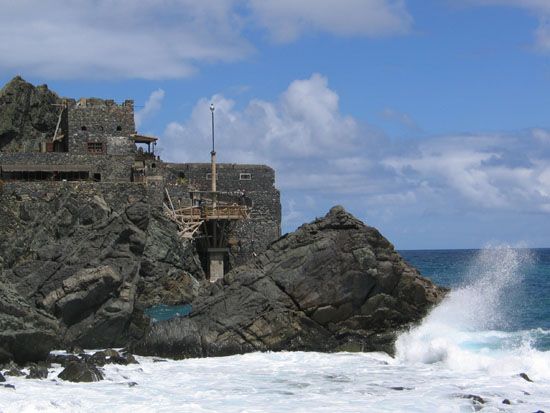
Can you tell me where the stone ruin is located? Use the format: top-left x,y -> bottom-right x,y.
0,76 -> 281,278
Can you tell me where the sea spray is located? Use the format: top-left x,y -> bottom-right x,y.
394,246 -> 550,377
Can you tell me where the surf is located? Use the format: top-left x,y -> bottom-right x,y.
395,246 -> 550,379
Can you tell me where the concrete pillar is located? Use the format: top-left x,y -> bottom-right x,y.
208,248 -> 228,283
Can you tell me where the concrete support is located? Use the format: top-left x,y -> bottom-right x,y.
208,247 -> 228,282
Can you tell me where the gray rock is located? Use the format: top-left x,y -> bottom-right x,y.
520,372 -> 533,382
0,76 -> 61,152
0,181 -> 205,356
4,367 -> 25,377
58,362 -> 103,382
134,206 -> 446,358
27,365 -> 48,379
0,281 -> 59,363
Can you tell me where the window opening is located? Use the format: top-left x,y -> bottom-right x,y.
87,142 -> 104,154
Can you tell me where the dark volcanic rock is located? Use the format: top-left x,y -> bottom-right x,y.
4,367 -> 25,377
134,206 -> 446,358
0,76 -> 61,152
0,280 -> 59,363
58,362 -> 103,382
47,354 -> 80,367
27,365 -> 49,379
520,372 -> 533,382
0,181 -> 205,355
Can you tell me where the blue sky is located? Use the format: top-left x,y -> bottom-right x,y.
1,0 -> 549,249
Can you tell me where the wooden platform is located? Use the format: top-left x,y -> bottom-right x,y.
163,203 -> 249,239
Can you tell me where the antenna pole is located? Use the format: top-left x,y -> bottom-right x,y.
210,103 -> 217,208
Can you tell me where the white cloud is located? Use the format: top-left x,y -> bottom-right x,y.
0,0 -> 413,79
247,0 -> 412,42
383,134 -> 550,212
135,89 -> 165,129
163,73 -> 359,162
162,74 -> 550,232
0,0 -> 250,79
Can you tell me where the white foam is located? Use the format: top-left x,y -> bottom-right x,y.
395,246 -> 550,382
1,351 -> 549,412
1,246 -> 548,412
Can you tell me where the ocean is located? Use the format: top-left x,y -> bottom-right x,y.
1,246 -> 549,412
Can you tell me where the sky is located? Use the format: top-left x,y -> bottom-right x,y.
1,0 -> 549,249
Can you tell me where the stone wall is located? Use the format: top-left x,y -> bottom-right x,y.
67,99 -> 135,156
164,163 -> 281,266
0,152 -> 134,182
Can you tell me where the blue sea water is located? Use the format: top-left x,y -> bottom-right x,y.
144,303 -> 192,322
400,248 -> 550,351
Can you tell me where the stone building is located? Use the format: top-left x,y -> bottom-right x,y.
0,77 -> 281,277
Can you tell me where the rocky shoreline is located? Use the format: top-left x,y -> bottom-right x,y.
0,195 -> 446,363
132,206 -> 446,358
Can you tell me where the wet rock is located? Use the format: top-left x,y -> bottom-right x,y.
502,399 -> 511,405
89,351 -> 107,367
4,367 -> 25,377
128,381 -> 138,387
27,365 -> 48,379
2,384 -> 15,389
58,362 -> 103,382
67,345 -> 83,354
125,354 -> 139,364
109,355 -> 130,365
0,372 -> 5,382
103,349 -> 120,358
458,394 -> 485,405
134,206 -> 446,358
47,354 -> 80,367
520,372 -> 533,382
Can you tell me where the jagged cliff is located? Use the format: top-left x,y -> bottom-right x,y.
0,76 -> 445,363
0,181 -> 204,361
133,206 -> 446,358
0,76 -> 61,152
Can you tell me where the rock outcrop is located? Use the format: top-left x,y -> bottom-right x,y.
0,182 -> 204,355
58,362 -> 103,382
0,280 -> 59,363
134,206 -> 446,358
0,76 -> 61,152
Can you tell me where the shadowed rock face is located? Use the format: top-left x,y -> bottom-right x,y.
0,183 -> 205,357
134,206 -> 446,358
0,281 -> 59,363
0,76 -> 61,152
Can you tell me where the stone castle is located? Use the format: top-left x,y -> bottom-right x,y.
0,77 -> 281,279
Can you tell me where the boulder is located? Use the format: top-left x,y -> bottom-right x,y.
134,206 -> 446,358
0,281 -> 59,363
27,365 -> 48,379
58,362 -> 103,382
